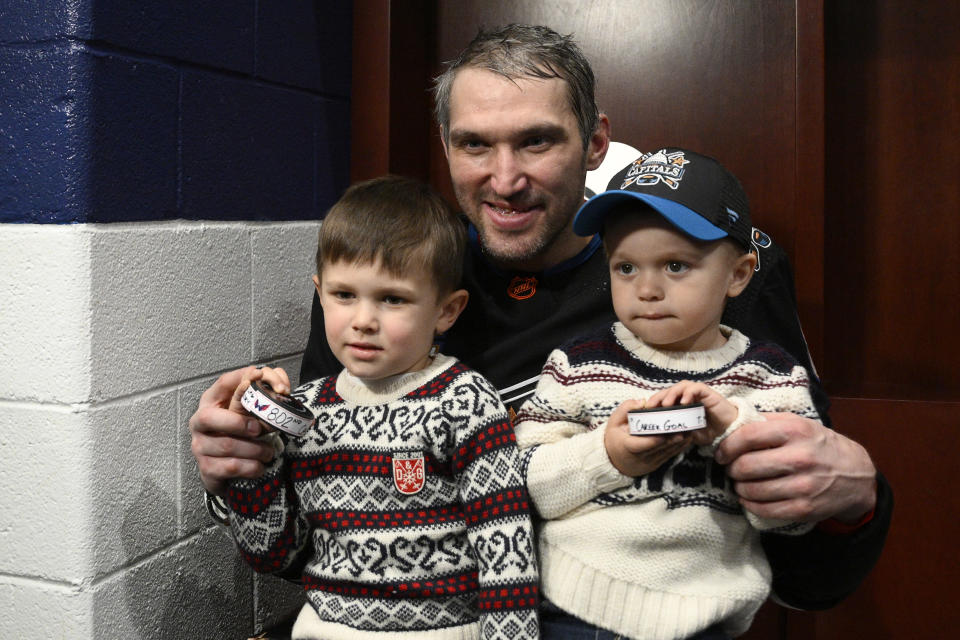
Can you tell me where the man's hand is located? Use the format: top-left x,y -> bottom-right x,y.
604,399 -> 692,477
715,412 -> 877,523
189,366 -> 278,496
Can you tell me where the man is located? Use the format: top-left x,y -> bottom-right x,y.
191,23 -> 890,635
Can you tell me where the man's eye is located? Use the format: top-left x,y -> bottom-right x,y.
525,135 -> 549,148
616,263 -> 635,275
666,262 -> 689,274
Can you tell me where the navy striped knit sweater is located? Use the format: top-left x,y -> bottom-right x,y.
514,323 -> 817,640
227,355 -> 539,640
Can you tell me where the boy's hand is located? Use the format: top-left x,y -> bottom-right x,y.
227,366 -> 292,416
603,399 -> 692,476
646,381 -> 737,446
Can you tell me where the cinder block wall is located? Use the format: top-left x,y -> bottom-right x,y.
0,2 -> 351,638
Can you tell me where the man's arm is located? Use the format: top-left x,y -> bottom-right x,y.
720,234 -> 892,606
715,413 -> 891,608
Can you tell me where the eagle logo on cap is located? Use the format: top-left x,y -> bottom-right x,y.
621,149 -> 690,190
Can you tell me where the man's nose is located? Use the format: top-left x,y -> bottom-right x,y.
489,147 -> 528,196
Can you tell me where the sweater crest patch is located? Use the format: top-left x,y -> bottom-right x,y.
392,451 -> 426,494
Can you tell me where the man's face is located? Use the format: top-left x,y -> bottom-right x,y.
444,68 -> 607,271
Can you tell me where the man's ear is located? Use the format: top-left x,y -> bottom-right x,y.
727,250 -> 758,298
435,289 -> 469,334
440,126 -> 450,161
585,113 -> 611,172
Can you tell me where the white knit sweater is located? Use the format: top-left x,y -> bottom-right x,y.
514,323 -> 818,639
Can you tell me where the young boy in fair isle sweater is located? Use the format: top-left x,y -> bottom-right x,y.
514,148 -> 818,640
226,176 -> 539,640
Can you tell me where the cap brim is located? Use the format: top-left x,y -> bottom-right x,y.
573,191 -> 729,241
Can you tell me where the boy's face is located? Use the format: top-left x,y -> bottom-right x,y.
315,260 -> 467,380
605,212 -> 755,352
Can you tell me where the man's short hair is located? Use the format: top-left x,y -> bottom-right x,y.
317,175 -> 466,296
433,24 -> 600,149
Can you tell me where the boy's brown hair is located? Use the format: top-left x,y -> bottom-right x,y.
316,175 -> 466,296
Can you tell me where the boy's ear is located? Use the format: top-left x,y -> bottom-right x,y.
312,275 -> 323,304
435,289 -> 469,334
726,250 -> 758,298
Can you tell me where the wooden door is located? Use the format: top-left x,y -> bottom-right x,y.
350,1 -> 960,636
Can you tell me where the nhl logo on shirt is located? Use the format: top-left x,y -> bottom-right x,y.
507,275 -> 537,300
392,451 -> 425,495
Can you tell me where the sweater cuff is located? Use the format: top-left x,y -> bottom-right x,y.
699,397 -> 762,456
582,426 -> 633,493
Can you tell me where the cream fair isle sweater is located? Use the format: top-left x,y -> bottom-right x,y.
514,323 -> 817,640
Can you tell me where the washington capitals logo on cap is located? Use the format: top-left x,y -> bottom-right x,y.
620,150 -> 690,190
573,146 -> 753,251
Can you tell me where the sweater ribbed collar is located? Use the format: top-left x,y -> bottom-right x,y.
335,354 -> 456,406
612,322 -> 749,373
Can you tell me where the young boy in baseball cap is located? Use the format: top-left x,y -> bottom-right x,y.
514,149 -> 819,640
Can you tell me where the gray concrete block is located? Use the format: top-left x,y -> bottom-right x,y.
0,225 -> 92,403
254,572 -> 305,633
89,223 -> 251,401
250,222 -> 320,362
0,579 -> 92,640
91,527 -> 254,640
87,390 -> 179,577
0,405 -> 93,581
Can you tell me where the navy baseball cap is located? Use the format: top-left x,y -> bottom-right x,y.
573,148 -> 752,250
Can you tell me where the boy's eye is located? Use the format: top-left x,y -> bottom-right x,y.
383,295 -> 406,305
615,263 -> 635,275
332,290 -> 354,300
665,261 -> 689,274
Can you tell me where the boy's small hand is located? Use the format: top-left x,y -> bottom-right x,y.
227,366 -> 292,416
646,381 -> 738,446
603,399 -> 692,476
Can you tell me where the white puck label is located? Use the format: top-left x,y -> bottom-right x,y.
628,403 -> 706,435
240,383 -> 315,437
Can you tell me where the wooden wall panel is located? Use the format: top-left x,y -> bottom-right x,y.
352,1 -> 958,637
824,1 -> 960,401
813,398 -> 960,637
351,0 -> 435,182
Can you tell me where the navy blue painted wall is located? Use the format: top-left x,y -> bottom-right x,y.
1,0 -> 351,224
